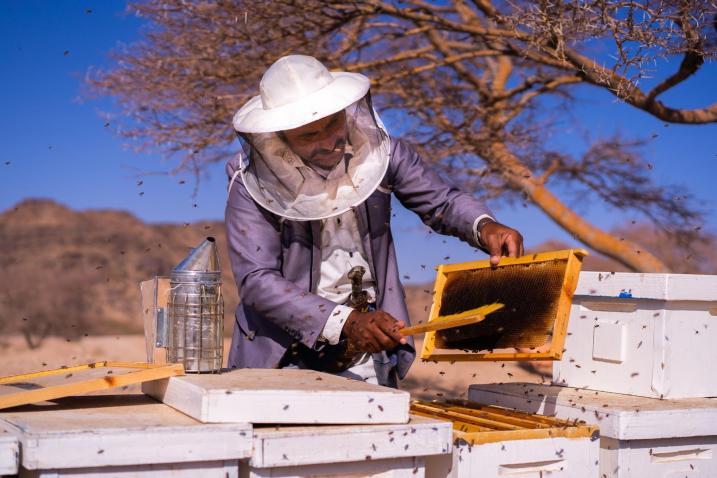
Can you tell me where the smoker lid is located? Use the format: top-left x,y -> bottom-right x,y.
173,237 -> 220,274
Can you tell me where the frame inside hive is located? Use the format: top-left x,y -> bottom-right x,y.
410,399 -> 598,445
420,249 -> 587,362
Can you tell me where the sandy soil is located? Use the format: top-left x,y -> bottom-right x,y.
0,335 -> 551,399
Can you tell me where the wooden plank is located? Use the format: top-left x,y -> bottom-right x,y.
453,425 -> 597,445
249,415 -> 451,468
0,362 -> 184,411
0,394 -> 252,470
428,402 -> 554,429
399,303 -> 503,336
143,368 -> 410,424
410,403 -> 519,430
420,351 -> 560,362
437,249 -> 588,274
468,382 -> 717,440
547,249 -> 585,360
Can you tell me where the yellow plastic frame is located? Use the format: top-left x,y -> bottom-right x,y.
420,249 -> 588,362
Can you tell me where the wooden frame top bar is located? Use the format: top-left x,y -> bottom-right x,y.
0,361 -> 184,411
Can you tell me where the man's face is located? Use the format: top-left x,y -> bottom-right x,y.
281,111 -> 347,170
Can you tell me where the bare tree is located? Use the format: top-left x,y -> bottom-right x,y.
88,0 -> 717,271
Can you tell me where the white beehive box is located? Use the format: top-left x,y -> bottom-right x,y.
553,272 -> 717,399
0,425 -> 18,477
469,383 -> 717,478
244,415 -> 452,478
0,395 -> 252,477
413,400 -> 599,478
143,368 -> 410,424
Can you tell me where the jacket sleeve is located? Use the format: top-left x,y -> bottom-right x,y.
388,139 -> 494,248
224,161 -> 338,349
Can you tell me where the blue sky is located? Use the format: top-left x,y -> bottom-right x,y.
1,1 -> 716,283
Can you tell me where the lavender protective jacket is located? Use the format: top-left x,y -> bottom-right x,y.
224,138 -> 493,386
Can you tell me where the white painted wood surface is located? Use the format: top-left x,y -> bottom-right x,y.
469,383 -> 717,477
0,394 -> 252,470
553,271 -> 717,399
468,383 -> 717,440
573,272 -> 717,301
249,415 -> 451,468
0,423 -> 19,477
599,435 -> 717,478
426,435 -> 599,478
242,457 -> 425,478
143,368 -> 410,424
19,460 -> 239,478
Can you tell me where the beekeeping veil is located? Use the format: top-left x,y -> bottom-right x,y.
232,55 -> 390,221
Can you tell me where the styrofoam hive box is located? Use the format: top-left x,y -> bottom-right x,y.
469,383 -> 717,478
553,272 -> 717,399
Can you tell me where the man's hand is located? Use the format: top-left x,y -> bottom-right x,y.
342,310 -> 407,354
480,221 -> 524,266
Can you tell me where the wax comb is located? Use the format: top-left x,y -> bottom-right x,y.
421,249 -> 587,361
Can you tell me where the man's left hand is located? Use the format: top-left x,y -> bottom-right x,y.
480,221 -> 524,266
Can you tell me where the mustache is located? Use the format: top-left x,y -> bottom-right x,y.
308,137 -> 346,160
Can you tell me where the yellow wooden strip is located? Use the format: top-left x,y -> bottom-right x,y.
435,404 -> 551,429
436,303 -> 505,323
411,403 -> 519,430
103,361 -> 175,369
441,401 -> 566,427
0,361 -> 176,385
410,410 -> 493,433
438,249 -> 588,274
399,304 -> 503,336
0,363 -> 184,410
454,424 -> 598,445
547,249 -> 587,359
420,265 -> 449,359
421,351 -> 560,362
0,362 -> 110,384
415,399 -> 588,429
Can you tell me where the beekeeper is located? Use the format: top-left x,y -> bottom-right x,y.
225,55 -> 523,387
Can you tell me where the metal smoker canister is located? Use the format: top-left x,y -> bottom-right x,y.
166,237 -> 224,373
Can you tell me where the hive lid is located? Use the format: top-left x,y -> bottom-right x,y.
575,271 -> 717,301
468,382 -> 717,440
0,362 -> 184,411
0,395 -> 252,469
421,249 -> 587,362
143,367 -> 410,425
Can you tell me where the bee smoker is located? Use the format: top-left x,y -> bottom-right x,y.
142,237 -> 224,373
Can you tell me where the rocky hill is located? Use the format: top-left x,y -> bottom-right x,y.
2,199 -> 713,349
0,199 -> 237,346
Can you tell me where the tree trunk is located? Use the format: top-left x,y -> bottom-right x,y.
487,142 -> 670,272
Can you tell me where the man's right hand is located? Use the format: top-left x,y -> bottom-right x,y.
341,310 -> 407,354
